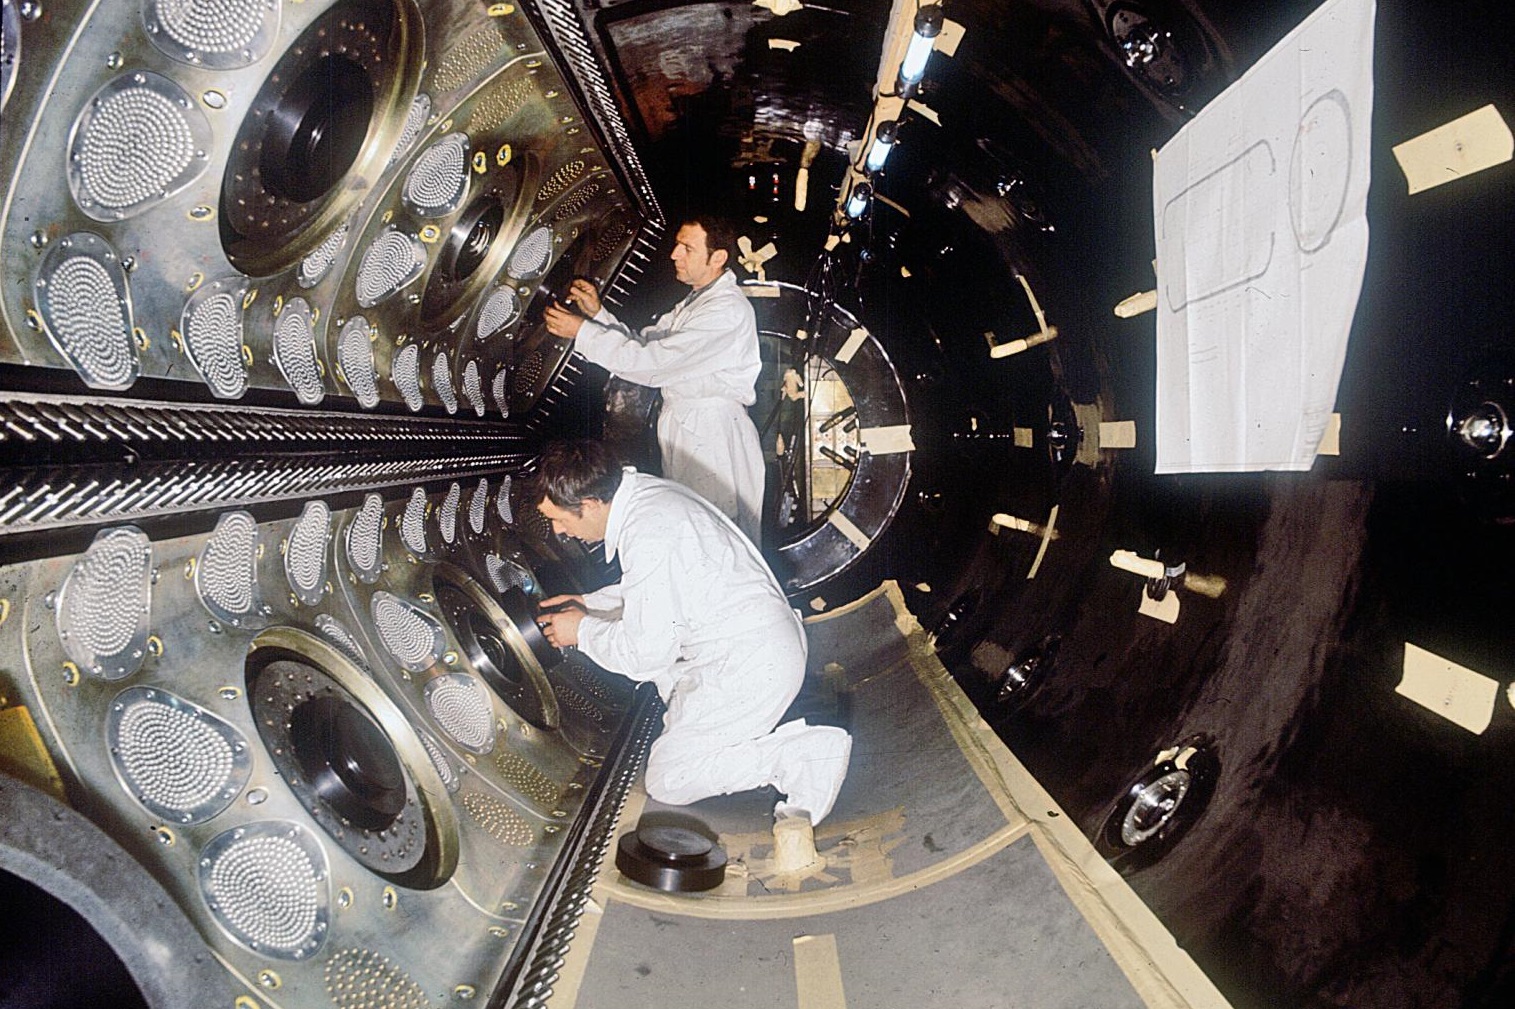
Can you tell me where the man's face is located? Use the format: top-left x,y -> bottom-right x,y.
670,223 -> 725,288
538,497 -> 609,543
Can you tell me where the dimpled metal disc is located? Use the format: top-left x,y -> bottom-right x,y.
338,316 -> 379,408
34,232 -> 137,390
476,286 -> 520,341
468,478 -> 488,535
496,475 -> 515,525
273,297 -> 324,405
484,554 -> 535,596
285,500 -> 330,606
108,685 -> 251,824
181,277 -> 249,399
552,181 -> 601,224
391,343 -> 422,412
345,493 -> 384,583
68,72 -> 209,221
462,359 -> 484,416
402,132 -> 470,217
506,225 -> 553,280
438,483 -> 460,545
355,230 -> 426,308
55,526 -> 152,680
196,510 -> 265,628
494,750 -> 559,806
419,732 -> 460,794
399,487 -> 428,556
325,948 -> 432,1009
536,159 -> 585,204
198,821 -> 329,960
143,0 -> 280,70
298,219 -> 349,289
513,351 -> 543,396
314,614 -> 370,672
491,368 -> 510,417
432,352 -> 457,415
462,792 -> 533,846
387,92 -> 432,169
371,591 -> 444,674
424,673 -> 495,754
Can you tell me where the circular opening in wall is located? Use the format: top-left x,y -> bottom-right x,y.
0,871 -> 149,1007
288,695 -> 405,831
448,199 -> 506,283
995,635 -> 1060,709
1097,735 -> 1219,874
421,154 -> 531,332
259,54 -> 374,204
433,564 -> 560,730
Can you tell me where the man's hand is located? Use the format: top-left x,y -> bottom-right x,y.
566,278 -> 602,316
544,302 -> 585,340
536,594 -> 586,649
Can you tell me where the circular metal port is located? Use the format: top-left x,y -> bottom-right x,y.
1097,735 -> 1219,874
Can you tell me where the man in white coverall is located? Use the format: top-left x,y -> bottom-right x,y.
531,439 -> 852,836
543,216 -> 765,544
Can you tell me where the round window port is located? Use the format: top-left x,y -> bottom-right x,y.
433,565 -> 560,730
288,694 -> 406,831
259,54 -> 375,204
1096,734 -> 1220,874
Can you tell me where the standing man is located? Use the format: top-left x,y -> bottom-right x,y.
543,216 -> 765,545
532,439 -> 852,846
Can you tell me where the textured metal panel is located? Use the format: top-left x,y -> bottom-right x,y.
107,685 -> 252,824
55,525 -> 153,680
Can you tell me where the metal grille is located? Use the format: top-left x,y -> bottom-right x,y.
356,230 -> 426,308
485,554 -> 535,596
315,614 -> 370,671
507,226 -> 553,280
196,510 -> 264,628
494,751 -> 558,806
492,368 -> 511,417
469,478 -> 488,535
514,352 -> 543,396
68,73 -> 206,220
371,591 -> 442,673
432,353 -> 458,415
391,343 -> 423,412
144,0 -> 278,68
425,673 -> 495,754
273,297 -> 324,405
537,160 -> 585,203
552,182 -> 601,223
34,232 -> 137,390
325,948 -> 433,1009
345,493 -> 385,584
497,475 -> 515,525
181,278 -> 248,399
198,822 -> 329,960
420,733 -> 460,794
403,133 -> 470,217
387,93 -> 432,169
107,685 -> 251,823
463,792 -> 533,846
338,316 -> 379,408
438,482 -> 461,545
400,486 -> 428,556
469,76 -> 534,132
477,286 -> 521,340
462,359 -> 485,416
55,525 -> 152,680
298,220 -> 349,288
284,499 -> 330,606
431,24 -> 506,92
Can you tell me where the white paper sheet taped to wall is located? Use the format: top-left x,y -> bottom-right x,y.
1392,104 -> 1512,195
1396,643 -> 1499,735
1153,0 -> 1375,474
835,327 -> 869,364
859,425 -> 915,454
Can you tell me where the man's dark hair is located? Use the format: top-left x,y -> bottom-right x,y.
533,439 -> 624,512
683,214 -> 738,271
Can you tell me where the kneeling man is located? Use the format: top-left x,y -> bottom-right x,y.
532,439 -> 852,834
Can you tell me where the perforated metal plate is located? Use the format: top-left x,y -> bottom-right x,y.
552,181 -> 601,223
467,74 -> 534,132
355,229 -> 426,308
284,500 -> 330,606
338,316 -> 380,408
462,359 -> 485,416
143,0 -> 281,70
325,947 -> 433,1009
553,680 -> 607,729
371,591 -> 443,674
402,132 -> 470,217
439,482 -> 461,545
391,342 -> 423,412
315,614 -> 371,672
494,750 -> 559,807
399,486 -> 429,556
506,225 -> 553,280
387,92 -> 433,169
469,478 -> 489,536
196,510 -> 265,629
497,474 -> 515,525
432,352 -> 457,414
462,792 -> 533,846
107,685 -> 252,824
514,350 -> 543,396
33,231 -> 137,390
273,296 -> 324,405
180,277 -> 249,399
55,525 -> 152,680
298,219 -> 350,289
536,159 -> 585,204
485,554 -> 536,596
345,493 -> 385,584
67,71 -> 211,221
476,285 -> 521,341
424,672 -> 495,754
198,821 -> 330,960
491,367 -> 510,418
419,732 -> 460,794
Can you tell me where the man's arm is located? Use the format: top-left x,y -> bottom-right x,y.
575,549 -> 682,680
570,296 -> 746,387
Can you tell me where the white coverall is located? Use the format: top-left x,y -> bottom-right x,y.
575,470 -> 852,825
573,270 -> 766,544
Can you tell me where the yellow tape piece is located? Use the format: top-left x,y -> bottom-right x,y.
835,327 -> 869,364
1026,504 -> 1059,580
1098,420 -> 1138,449
827,510 -> 871,552
1114,290 -> 1158,317
769,38 -> 801,51
1138,590 -> 1181,624
794,934 -> 849,1009
859,425 -> 914,454
1012,427 -> 1034,448
1397,642 -> 1499,734
1317,413 -> 1342,456
1392,104 -> 1512,195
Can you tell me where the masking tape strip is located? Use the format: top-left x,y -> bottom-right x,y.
1138,590 -> 1181,624
743,284 -> 781,299
835,327 -> 869,364
795,165 -> 811,212
1396,642 -> 1498,734
906,99 -> 941,126
1110,550 -> 1166,580
1317,413 -> 1341,456
769,38 -> 801,51
1114,290 -> 1158,318
794,934 -> 849,1009
1026,504 -> 1059,580
1012,427 -> 1034,448
859,424 -> 914,454
1392,104 -> 1512,195
827,509 -> 871,552
874,191 -> 911,217
937,18 -> 965,57
1098,420 -> 1138,449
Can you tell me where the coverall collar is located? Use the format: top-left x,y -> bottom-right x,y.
601,466 -> 638,564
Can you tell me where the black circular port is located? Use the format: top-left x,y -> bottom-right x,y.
435,576 -> 559,730
445,198 -> 506,283
1097,735 -> 1220,874
469,610 -> 523,686
289,695 -> 405,831
259,54 -> 374,204
995,635 -> 1060,709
